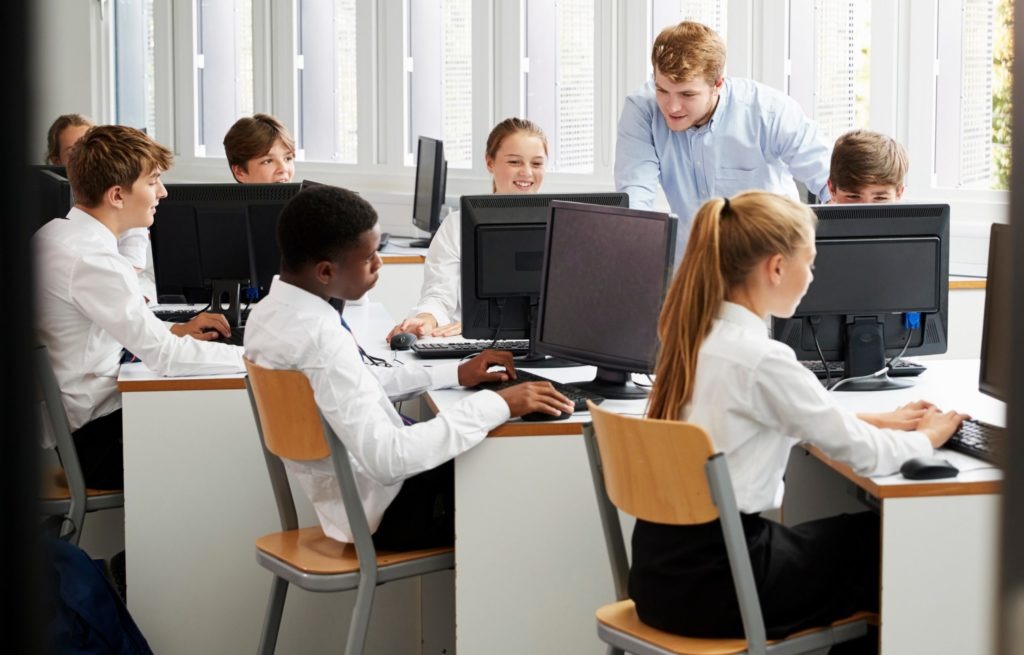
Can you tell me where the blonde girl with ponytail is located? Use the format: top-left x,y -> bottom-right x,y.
632,191 -> 967,647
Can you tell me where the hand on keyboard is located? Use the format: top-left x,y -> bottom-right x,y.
918,407 -> 972,449
170,312 -> 233,342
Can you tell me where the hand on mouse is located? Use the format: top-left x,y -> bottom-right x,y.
916,407 -> 971,448
429,321 -> 462,337
170,312 -> 231,341
458,350 -> 517,387
495,382 -> 575,419
386,313 -> 438,341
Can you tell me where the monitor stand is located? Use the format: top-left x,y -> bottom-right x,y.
573,367 -> 649,400
834,317 -> 914,392
209,278 -> 247,328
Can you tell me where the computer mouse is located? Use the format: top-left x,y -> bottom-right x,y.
389,331 -> 417,351
899,456 -> 960,481
520,410 -> 572,422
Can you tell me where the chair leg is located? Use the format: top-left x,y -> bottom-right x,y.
344,583 -> 376,655
607,646 -> 624,655
257,576 -> 289,655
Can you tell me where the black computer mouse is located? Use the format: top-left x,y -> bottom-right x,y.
899,456 -> 960,480
520,410 -> 572,422
389,331 -> 417,351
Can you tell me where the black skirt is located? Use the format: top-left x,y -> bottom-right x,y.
629,511 -> 880,640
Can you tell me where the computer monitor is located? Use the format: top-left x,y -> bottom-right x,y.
31,167 -> 73,228
410,136 -> 447,248
980,223 -> 1010,401
533,202 -> 677,398
150,182 -> 301,304
460,192 -> 629,365
772,203 -> 950,391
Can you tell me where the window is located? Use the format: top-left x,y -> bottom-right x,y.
649,0 -> 728,45
788,0 -> 871,144
296,0 -> 358,163
525,0 -> 595,173
113,0 -> 157,137
194,0 -> 253,158
935,0 -> 1013,190
407,0 -> 473,168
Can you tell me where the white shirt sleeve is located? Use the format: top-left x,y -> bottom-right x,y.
614,93 -> 661,210
309,328 -> 509,486
117,228 -> 150,269
751,350 -> 932,477
70,251 -> 244,376
370,361 -> 462,402
409,210 -> 462,324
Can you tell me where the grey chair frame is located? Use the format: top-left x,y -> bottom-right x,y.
245,375 -> 455,655
35,345 -> 124,545
582,420 -> 870,655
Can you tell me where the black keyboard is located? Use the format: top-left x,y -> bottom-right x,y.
800,359 -> 926,379
944,418 -> 1006,465
153,307 -> 203,322
478,370 -> 605,412
412,339 -> 531,359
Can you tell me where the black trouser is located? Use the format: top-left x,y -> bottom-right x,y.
69,410 -> 124,490
372,460 -> 454,552
630,511 -> 880,654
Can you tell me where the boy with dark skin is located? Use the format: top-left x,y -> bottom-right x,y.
244,186 -> 572,547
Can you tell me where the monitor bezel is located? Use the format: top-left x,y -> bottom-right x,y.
412,136 -> 446,236
979,222 -> 1009,401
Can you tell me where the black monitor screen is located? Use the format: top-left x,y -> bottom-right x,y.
461,192 -> 630,343
534,202 -> 677,398
31,168 -> 73,228
772,203 -> 950,389
980,223 -> 1010,401
412,137 -> 446,237
797,237 -> 941,315
151,183 -> 300,303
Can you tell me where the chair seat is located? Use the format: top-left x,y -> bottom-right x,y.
596,600 -> 877,655
40,467 -> 123,501
256,526 -> 454,575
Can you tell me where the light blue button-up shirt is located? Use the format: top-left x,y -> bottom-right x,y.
615,77 -> 831,261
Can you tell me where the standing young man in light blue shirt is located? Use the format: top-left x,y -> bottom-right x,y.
615,21 -> 832,258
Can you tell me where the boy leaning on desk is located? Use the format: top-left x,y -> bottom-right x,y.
243,185 -> 573,549
34,125 -> 244,491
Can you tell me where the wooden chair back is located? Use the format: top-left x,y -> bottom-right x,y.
244,357 -> 330,461
588,402 -> 720,525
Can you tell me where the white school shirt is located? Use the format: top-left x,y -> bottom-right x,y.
117,228 -> 149,269
408,209 -> 461,325
244,277 -> 509,543
33,208 -> 245,432
682,302 -> 932,514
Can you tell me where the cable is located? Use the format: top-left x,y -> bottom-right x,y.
808,317 -> 831,388
487,299 -> 506,349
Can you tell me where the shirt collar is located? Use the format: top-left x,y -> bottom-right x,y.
698,78 -> 730,134
66,206 -> 119,254
266,276 -> 341,322
717,301 -> 769,336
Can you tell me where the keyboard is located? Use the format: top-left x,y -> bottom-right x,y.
154,305 -> 251,325
412,339 -> 530,359
478,370 -> 605,413
800,359 -> 926,379
944,418 -> 1005,465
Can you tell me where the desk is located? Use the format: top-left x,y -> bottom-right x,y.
119,302 -> 1001,655
785,359 -> 1002,655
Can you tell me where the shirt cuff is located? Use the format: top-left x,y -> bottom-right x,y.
906,430 -> 934,456
427,361 -> 462,389
409,299 -> 451,326
463,388 -> 512,426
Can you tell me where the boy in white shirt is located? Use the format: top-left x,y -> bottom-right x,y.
34,125 -> 245,489
244,185 -> 573,549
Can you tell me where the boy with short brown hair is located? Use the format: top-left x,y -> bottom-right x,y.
34,125 -> 244,489
828,129 -> 908,203
222,113 -> 296,183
